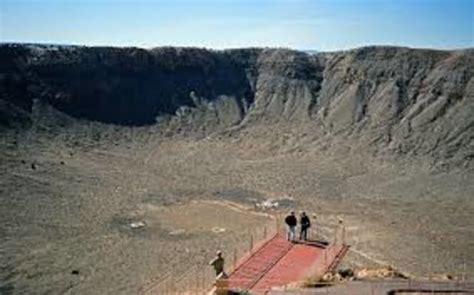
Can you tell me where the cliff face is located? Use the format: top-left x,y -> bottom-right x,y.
1,44 -> 473,161
0,45 -> 259,126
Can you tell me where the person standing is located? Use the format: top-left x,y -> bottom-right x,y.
299,211 -> 311,241
209,250 -> 225,276
284,211 -> 297,241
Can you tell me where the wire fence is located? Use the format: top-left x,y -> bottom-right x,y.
140,216 -> 282,295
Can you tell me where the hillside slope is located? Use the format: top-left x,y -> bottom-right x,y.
1,44 -> 473,294
1,44 -> 472,164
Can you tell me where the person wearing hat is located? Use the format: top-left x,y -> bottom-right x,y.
209,250 -> 225,276
299,211 -> 311,241
284,211 -> 297,241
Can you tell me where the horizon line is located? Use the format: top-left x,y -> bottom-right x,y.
2,40 -> 473,53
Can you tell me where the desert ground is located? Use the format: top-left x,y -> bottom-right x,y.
1,45 -> 473,294
1,123 -> 472,294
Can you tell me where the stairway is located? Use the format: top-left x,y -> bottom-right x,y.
225,234 -> 349,293
227,234 -> 293,291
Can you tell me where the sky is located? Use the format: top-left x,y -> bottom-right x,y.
0,0 -> 473,51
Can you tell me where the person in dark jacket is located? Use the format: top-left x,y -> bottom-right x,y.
209,250 -> 225,276
284,211 -> 297,241
299,211 -> 311,241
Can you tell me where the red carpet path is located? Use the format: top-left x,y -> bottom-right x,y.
226,234 -> 349,293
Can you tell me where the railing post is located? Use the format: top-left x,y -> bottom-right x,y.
333,219 -> 343,245
249,232 -> 254,253
233,248 -> 237,270
341,223 -> 346,245
324,247 -> 328,270
275,213 -> 279,234
312,214 -> 317,241
462,258 -> 466,282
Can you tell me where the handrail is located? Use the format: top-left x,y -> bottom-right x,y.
138,214 -> 350,294
227,232 -> 280,276
246,240 -> 294,291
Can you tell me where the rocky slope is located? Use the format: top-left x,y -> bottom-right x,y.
1,44 -> 473,163
1,44 -> 473,294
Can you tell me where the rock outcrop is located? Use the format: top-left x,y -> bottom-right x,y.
1,44 -> 473,162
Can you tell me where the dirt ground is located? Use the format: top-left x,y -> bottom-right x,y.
1,127 -> 473,294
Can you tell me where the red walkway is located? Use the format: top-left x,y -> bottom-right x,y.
226,234 -> 349,293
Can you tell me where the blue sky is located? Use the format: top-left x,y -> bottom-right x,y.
1,0 -> 473,50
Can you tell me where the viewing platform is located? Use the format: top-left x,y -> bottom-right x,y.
219,233 -> 349,293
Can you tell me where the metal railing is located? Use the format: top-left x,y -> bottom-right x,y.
139,214 -> 348,295
138,214 -> 473,294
